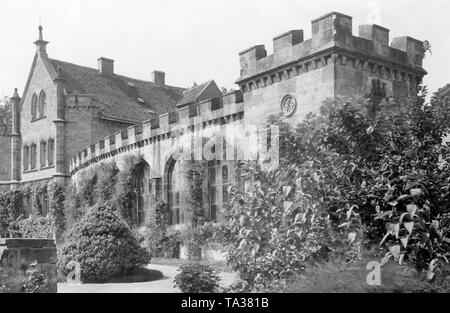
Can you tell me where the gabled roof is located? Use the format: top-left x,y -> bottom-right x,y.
49,59 -> 185,124
177,80 -> 213,107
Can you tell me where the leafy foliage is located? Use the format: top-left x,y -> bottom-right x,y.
114,155 -> 146,226
174,263 -> 221,293
218,161 -> 335,291
142,199 -> 182,258
57,204 -> 150,283
219,85 -> 450,291
21,271 -> 46,293
180,162 -> 209,260
266,252 -> 448,293
15,217 -> 55,239
0,190 -> 25,235
0,96 -> 12,127
48,182 -> 65,240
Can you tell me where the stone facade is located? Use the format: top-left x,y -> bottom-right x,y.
0,13 -> 426,243
236,12 -> 426,126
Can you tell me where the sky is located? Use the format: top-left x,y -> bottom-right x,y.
0,0 -> 449,99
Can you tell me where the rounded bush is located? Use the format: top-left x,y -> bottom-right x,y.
58,204 -> 150,283
174,263 -> 221,293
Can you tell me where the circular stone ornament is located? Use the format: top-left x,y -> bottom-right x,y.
281,94 -> 297,117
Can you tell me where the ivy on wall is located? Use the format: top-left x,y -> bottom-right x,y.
0,181 -> 66,240
66,155 -> 145,228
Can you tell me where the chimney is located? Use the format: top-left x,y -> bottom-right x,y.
152,70 -> 165,85
98,57 -> 114,76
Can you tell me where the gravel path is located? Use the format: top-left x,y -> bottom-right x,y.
57,264 -> 238,293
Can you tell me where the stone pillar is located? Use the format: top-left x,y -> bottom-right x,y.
10,88 -> 21,188
52,67 -> 67,184
0,239 -> 57,293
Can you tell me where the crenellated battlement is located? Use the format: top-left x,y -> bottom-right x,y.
69,90 -> 244,175
236,12 -> 427,92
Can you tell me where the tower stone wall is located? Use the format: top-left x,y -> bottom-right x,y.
236,12 -> 427,126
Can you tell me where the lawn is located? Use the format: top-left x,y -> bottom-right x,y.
151,258 -> 233,273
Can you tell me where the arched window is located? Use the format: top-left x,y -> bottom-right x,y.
48,139 -> 54,166
135,162 -> 151,225
40,140 -> 47,168
208,160 -> 232,222
31,93 -> 38,120
167,159 -> 187,225
23,145 -> 30,171
39,192 -> 49,217
38,90 -> 46,118
30,143 -> 37,170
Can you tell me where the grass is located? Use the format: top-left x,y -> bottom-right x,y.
106,267 -> 163,284
151,258 -> 233,273
265,256 -> 449,293
57,267 -> 164,284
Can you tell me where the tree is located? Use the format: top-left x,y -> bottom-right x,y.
0,96 -> 12,127
220,84 -> 450,291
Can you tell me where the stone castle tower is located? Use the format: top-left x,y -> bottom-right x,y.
237,12 -> 426,125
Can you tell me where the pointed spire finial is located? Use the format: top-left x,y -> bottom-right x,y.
11,88 -> 20,100
34,23 -> 49,56
38,24 -> 43,41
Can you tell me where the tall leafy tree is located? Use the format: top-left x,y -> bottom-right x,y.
0,96 -> 12,127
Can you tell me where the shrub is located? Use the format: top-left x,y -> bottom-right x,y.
218,161 -> 336,291
48,182 -> 66,238
0,190 -> 25,234
15,217 -> 55,239
174,263 -> 221,293
57,204 -> 150,283
0,271 -> 6,293
21,270 -> 46,293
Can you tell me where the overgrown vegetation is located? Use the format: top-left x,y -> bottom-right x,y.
141,199 -> 182,258
21,271 -> 46,293
0,182 -> 65,240
65,156 -> 145,229
174,263 -> 221,293
218,86 -> 450,292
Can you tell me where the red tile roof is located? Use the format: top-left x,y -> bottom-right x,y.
49,59 -> 185,124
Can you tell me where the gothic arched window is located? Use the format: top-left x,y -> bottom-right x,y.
135,162 -> 151,225
48,139 -> 54,166
167,160 -> 187,225
38,90 -> 46,118
40,140 -> 47,168
23,145 -> 30,171
31,93 -> 38,120
30,143 -> 37,170
208,160 -> 232,222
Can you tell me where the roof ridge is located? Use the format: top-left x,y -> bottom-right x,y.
50,58 -> 186,91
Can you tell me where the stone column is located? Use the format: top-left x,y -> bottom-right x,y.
10,88 -> 21,188
52,67 -> 67,185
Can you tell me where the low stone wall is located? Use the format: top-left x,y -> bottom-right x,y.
0,239 -> 57,293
